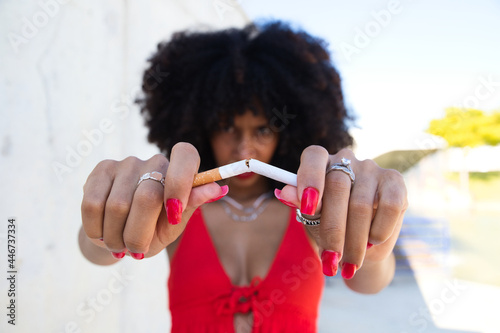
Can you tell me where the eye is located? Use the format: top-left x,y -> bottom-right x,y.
218,125 -> 235,134
225,126 -> 235,134
256,126 -> 275,139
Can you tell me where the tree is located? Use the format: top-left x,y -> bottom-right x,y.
427,107 -> 500,195
427,107 -> 500,148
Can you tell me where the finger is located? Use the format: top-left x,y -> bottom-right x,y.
319,149 -> 356,276
187,184 -> 229,210
320,172 -> 351,276
274,185 -> 299,208
370,169 -> 408,245
81,160 -> 116,242
163,183 -> 227,243
146,182 -> 227,257
296,145 -> 330,215
158,182 -> 227,245
122,154 -> 168,258
341,161 -> 379,279
365,210 -> 405,263
163,142 -> 201,225
102,157 -> 142,255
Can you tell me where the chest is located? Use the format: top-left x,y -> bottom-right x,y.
167,200 -> 291,286
205,200 -> 290,286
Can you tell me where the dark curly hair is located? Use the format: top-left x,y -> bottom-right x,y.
137,20 -> 353,175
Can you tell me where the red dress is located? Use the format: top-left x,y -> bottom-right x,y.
168,208 -> 324,333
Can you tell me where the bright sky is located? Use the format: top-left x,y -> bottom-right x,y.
239,0 -> 500,158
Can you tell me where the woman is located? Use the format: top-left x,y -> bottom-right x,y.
79,21 -> 408,332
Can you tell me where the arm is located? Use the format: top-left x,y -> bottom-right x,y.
343,252 -> 395,294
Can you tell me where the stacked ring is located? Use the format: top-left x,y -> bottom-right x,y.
296,209 -> 321,226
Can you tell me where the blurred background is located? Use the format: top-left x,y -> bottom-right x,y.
1,0 -> 499,332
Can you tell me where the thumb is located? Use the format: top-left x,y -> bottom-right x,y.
185,183 -> 229,214
277,185 -> 323,213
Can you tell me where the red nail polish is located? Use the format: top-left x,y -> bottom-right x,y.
99,238 -> 104,242
130,252 -> 144,260
301,187 -> 319,215
166,198 -> 183,225
111,251 -> 126,259
274,188 -> 297,208
206,185 -> 229,203
341,262 -> 358,279
321,250 -> 340,276
367,242 -> 373,249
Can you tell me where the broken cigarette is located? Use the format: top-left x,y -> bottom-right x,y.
192,159 -> 297,187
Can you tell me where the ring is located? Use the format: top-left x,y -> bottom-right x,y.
296,209 -> 320,226
326,157 -> 355,185
137,171 -> 165,187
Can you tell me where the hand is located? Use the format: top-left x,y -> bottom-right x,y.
276,146 -> 408,280
80,143 -> 226,261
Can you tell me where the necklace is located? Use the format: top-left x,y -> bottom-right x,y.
219,191 -> 273,222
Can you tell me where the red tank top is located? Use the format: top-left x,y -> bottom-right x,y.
168,207 -> 324,333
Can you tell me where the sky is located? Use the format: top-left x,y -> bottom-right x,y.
238,0 -> 500,158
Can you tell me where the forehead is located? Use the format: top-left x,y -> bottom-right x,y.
232,110 -> 269,126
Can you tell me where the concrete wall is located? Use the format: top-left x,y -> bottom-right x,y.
0,1 -> 248,332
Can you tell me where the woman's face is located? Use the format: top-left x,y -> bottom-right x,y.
210,110 -> 279,189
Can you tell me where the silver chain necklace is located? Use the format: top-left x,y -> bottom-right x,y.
219,192 -> 273,222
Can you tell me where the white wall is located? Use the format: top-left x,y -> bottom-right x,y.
403,145 -> 500,212
0,1 -> 248,332
445,146 -> 500,172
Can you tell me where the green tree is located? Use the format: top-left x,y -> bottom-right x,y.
427,107 -> 500,195
427,107 -> 500,147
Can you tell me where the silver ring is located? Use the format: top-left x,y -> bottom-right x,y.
137,171 -> 165,187
326,158 -> 355,185
296,209 -> 320,226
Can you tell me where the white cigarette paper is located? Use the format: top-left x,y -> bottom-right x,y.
248,159 -> 297,186
218,160 -> 249,179
192,159 -> 297,187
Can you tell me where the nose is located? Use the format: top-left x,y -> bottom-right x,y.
235,132 -> 256,160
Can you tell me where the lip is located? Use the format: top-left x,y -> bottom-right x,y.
236,172 -> 255,180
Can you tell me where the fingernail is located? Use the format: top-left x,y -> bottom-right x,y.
130,252 -> 144,260
301,187 -> 319,215
367,242 -> 373,249
205,185 -> 229,203
111,251 -> 126,259
99,238 -> 104,242
341,262 -> 358,279
274,188 -> 297,208
166,198 -> 183,225
321,250 -> 341,276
